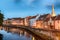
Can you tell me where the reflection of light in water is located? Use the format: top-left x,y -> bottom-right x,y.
54,34 -> 60,40
32,37 -> 35,40
1,27 -> 60,40
19,31 -> 23,36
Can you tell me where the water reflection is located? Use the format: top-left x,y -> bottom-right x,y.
0,29 -> 37,40
40,31 -> 60,40
1,27 -> 60,40
53,33 -> 60,40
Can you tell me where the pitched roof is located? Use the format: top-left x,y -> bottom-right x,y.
37,14 -> 50,21
45,16 -> 56,21
7,18 -> 24,20
26,15 -> 38,19
55,15 -> 60,20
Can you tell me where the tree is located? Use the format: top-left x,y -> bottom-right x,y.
0,11 -> 4,26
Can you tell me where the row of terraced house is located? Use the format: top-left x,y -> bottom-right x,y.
3,15 -> 37,26
3,5 -> 60,29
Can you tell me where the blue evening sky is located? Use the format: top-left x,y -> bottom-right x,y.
0,0 -> 60,19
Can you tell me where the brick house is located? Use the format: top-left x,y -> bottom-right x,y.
3,18 -> 25,26
35,5 -> 60,29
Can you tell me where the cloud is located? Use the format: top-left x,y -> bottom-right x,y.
27,0 -> 35,5
14,0 -> 21,4
54,0 -> 60,9
46,0 -> 60,10
20,0 -> 35,5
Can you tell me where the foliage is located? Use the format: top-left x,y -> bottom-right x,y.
0,12 -> 4,26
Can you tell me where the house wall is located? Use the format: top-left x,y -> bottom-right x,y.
36,21 -> 43,28
55,20 -> 60,29
55,20 -> 59,29
3,20 -> 8,25
3,19 -> 24,26
43,22 -> 48,29
11,20 -> 24,25
24,18 -> 30,26
58,20 -> 60,29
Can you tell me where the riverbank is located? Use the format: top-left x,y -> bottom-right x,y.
23,27 -> 54,40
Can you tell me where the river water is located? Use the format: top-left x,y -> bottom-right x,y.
0,29 -> 37,40
0,28 -> 60,40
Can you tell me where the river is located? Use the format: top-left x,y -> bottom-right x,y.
0,29 -> 38,40
0,28 -> 60,40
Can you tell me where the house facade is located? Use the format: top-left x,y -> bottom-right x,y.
3,5 -> 60,29
35,5 -> 60,29
3,18 -> 25,26
3,15 -> 37,27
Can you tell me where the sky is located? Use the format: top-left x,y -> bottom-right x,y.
0,0 -> 60,19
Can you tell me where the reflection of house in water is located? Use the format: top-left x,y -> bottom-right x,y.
24,32 -> 31,38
